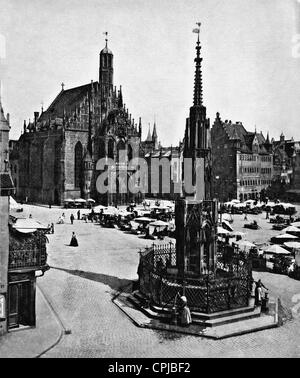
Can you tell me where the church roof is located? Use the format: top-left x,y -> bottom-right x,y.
39,82 -> 99,121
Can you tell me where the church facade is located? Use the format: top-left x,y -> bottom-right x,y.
15,40 -> 145,206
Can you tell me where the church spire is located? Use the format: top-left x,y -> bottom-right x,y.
138,117 -> 142,138
118,85 -> 123,108
193,23 -> 203,106
152,117 -> 158,149
146,123 -> 152,142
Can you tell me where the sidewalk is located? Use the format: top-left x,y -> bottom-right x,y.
113,292 -> 278,340
0,287 -> 62,358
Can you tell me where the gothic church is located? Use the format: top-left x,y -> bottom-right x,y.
15,39 -> 158,206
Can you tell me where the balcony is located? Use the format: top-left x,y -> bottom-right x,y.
9,229 -> 49,272
9,248 -> 48,272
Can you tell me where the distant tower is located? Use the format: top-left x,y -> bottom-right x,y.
118,85 -> 123,108
152,119 -> 158,149
146,124 -> 152,142
138,117 -> 142,138
99,34 -> 114,99
183,23 -> 211,200
176,24 -> 217,277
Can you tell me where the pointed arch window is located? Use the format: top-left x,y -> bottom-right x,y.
128,144 -> 133,161
75,142 -> 83,188
108,139 -> 115,159
117,140 -> 125,162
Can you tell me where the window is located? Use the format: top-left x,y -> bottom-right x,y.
108,139 -> 115,159
75,142 -> 83,188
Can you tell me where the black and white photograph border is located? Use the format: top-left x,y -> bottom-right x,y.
1,0 -> 300,361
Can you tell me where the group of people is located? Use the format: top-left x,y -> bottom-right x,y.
55,212 -> 79,247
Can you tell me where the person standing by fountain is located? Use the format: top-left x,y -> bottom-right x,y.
179,296 -> 192,327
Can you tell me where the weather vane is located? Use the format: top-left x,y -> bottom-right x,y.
103,31 -> 108,46
193,22 -> 201,41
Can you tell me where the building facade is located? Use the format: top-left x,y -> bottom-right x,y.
211,114 -> 273,202
14,40 -> 144,206
272,133 -> 300,185
0,97 -> 14,335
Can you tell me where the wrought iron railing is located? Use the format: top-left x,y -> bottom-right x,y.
9,230 -> 48,270
138,243 -> 252,313
9,248 -> 47,270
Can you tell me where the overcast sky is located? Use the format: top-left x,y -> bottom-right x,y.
0,0 -> 300,145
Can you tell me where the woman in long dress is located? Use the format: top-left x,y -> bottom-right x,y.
70,232 -> 78,247
180,296 -> 192,327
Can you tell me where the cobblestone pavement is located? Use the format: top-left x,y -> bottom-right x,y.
14,205 -> 300,357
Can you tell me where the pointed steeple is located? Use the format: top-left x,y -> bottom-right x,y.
152,121 -> 157,140
146,123 -> 152,142
118,85 -> 123,108
152,118 -> 158,149
193,26 -> 203,106
138,117 -> 142,138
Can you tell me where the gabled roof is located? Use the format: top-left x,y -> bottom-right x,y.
39,82 -> 99,122
222,122 -> 247,140
218,118 -> 270,154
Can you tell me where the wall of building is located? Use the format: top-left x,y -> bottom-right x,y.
211,122 -> 237,201
63,129 -> 89,200
236,153 -> 273,200
0,196 -> 9,335
18,131 -> 64,204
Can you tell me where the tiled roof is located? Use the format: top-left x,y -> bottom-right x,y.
223,122 -> 247,140
221,121 -> 269,154
39,82 -> 99,122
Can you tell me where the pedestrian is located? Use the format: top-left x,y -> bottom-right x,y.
77,209 -> 81,220
266,210 -> 269,220
29,214 -> 32,218
70,213 -> 74,224
69,232 -> 78,247
254,279 -> 268,306
244,213 -> 248,221
51,223 -> 54,234
179,296 -> 192,327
